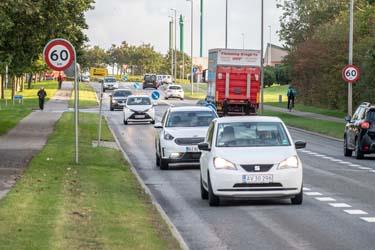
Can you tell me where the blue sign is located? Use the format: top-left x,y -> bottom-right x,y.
14,95 -> 23,100
134,82 -> 141,89
151,90 -> 161,101
193,67 -> 197,74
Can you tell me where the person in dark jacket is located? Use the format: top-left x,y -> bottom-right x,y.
37,87 -> 47,110
287,86 -> 296,111
57,73 -> 63,89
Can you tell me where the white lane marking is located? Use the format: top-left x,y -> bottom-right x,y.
329,203 -> 352,208
349,164 -> 361,167
344,209 -> 368,215
314,154 -> 326,157
305,192 -> 323,196
360,217 -> 375,223
357,167 -> 372,170
369,170 -> 375,173
315,197 -> 336,202
340,162 -> 352,165
330,159 -> 344,162
303,187 -> 311,191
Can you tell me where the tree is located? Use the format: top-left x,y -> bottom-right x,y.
264,66 -> 276,87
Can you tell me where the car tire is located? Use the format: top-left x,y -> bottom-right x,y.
110,106 -> 114,111
165,97 -> 168,100
200,174 -> 208,200
344,135 -> 353,157
103,88 -> 106,93
156,153 -> 160,167
151,120 -> 155,125
291,186 -> 303,205
180,98 -> 184,100
355,138 -> 364,159
123,119 -> 128,125
208,172 -> 220,206
160,158 -> 169,170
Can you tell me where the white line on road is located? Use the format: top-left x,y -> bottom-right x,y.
349,164 -> 361,167
305,192 -> 323,196
357,167 -> 372,170
329,203 -> 352,208
303,187 -> 311,191
315,197 -> 336,202
360,217 -> 375,223
344,210 -> 368,215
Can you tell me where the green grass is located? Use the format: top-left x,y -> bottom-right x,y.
0,81 -> 58,135
0,113 -> 180,250
69,83 -> 98,109
262,110 -> 343,139
264,84 -> 288,103
178,82 -> 207,100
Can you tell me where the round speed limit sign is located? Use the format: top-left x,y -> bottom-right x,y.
342,64 -> 360,83
43,39 -> 75,71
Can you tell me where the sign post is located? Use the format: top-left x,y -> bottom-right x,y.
43,38 -> 79,164
342,64 -> 360,117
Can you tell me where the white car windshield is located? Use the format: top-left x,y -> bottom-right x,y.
127,97 -> 151,106
216,122 -> 291,147
166,111 -> 216,127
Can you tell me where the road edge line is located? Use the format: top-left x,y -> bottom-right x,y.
104,116 -> 189,250
287,126 -> 343,142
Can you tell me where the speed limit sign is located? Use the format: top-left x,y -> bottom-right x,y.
43,39 -> 75,71
342,64 -> 360,83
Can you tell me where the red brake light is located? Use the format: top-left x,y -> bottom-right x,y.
361,121 -> 370,129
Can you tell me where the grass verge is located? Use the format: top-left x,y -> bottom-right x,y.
0,112 -> 180,250
69,83 -> 98,109
178,82 -> 207,100
263,110 -> 343,139
0,80 -> 58,135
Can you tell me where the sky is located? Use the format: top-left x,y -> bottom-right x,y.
84,0 -> 284,56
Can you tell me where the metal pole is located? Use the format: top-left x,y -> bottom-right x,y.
260,0 -> 264,114
180,15 -> 185,80
200,0 -> 204,57
225,0 -> 228,48
174,9 -> 177,82
348,0 -> 354,116
190,0 -> 194,94
170,17 -> 174,78
268,25 -> 272,65
5,64 -> 8,106
73,50 -> 79,164
241,33 -> 245,50
98,81 -> 103,147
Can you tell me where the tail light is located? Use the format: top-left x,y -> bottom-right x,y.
360,121 -> 370,129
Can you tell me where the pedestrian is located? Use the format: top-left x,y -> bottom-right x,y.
37,87 -> 47,110
57,73 -> 63,89
287,85 -> 296,111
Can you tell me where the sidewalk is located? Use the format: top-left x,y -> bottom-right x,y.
264,104 -> 344,123
0,83 -> 72,199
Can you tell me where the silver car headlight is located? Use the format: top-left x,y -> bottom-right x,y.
213,157 -> 237,170
278,156 -> 299,170
164,132 -> 174,140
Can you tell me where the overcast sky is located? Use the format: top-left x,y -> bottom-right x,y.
85,0 -> 284,56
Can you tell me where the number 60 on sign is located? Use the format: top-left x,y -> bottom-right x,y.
43,39 -> 75,71
342,64 -> 360,83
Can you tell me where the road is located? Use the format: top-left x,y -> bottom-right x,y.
93,82 -> 375,250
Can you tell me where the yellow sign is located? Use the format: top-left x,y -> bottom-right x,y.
90,68 -> 108,77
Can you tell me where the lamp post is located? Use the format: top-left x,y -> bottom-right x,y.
268,25 -> 272,65
225,0 -> 228,48
260,0 -> 264,114
169,16 -> 174,77
187,0 -> 194,94
171,9 -> 178,82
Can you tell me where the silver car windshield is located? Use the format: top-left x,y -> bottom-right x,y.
127,97 -> 151,106
166,111 -> 216,127
216,122 -> 291,147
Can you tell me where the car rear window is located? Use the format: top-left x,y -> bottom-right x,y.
367,110 -> 375,121
114,90 -> 132,97
144,75 -> 156,81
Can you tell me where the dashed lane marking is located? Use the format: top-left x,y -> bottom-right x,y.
357,167 -> 372,170
303,187 -> 311,191
344,209 -> 368,215
329,203 -> 352,208
360,217 -> 375,223
315,197 -> 336,202
305,192 -> 323,196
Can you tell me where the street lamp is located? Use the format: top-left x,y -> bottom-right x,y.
171,9 -> 178,82
268,25 -> 272,66
187,0 -> 194,94
169,16 -> 174,77
260,0 -> 264,113
225,0 -> 228,48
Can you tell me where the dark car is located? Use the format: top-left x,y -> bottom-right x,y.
143,74 -> 158,89
344,102 -> 375,159
110,89 -> 132,111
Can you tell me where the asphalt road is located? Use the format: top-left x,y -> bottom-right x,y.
93,82 -> 375,250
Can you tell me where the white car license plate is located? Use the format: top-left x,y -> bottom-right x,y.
186,146 -> 199,152
242,174 -> 273,184
135,115 -> 145,119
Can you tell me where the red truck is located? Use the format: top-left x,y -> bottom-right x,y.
207,49 -> 261,116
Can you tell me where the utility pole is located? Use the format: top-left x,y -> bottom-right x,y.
187,0 -> 194,94
169,17 -> 174,77
180,15 -> 185,79
348,0 -> 354,116
241,33 -> 245,50
172,9 -> 178,82
260,0 -> 264,113
225,0 -> 228,48
268,25 -> 272,65
200,0 -> 204,57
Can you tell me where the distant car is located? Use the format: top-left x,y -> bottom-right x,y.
81,75 -> 90,82
110,89 -> 132,111
102,76 -> 118,92
344,102 -> 375,159
45,73 -> 54,81
199,116 -> 306,206
143,74 -> 159,89
154,106 -> 218,170
165,85 -> 184,100
162,75 -> 173,84
123,95 -> 155,125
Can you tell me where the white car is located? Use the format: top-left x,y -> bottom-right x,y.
199,116 -> 306,206
123,95 -> 155,125
102,76 -> 118,92
154,106 -> 218,170
165,85 -> 184,100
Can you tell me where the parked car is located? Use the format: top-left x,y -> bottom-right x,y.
165,85 -> 184,100
154,106 -> 218,170
123,95 -> 155,125
344,102 -> 375,159
81,75 -> 90,82
110,89 -> 132,111
198,116 -> 306,206
143,74 -> 158,89
101,76 -> 118,92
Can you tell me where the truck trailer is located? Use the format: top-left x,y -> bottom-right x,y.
207,49 -> 261,116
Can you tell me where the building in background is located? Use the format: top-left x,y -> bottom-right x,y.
264,43 -> 288,67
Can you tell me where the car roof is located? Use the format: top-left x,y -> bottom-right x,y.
127,95 -> 151,99
169,106 -> 213,112
215,116 -> 283,123
114,88 -> 132,92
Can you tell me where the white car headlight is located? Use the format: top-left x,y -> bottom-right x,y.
278,156 -> 299,170
213,157 -> 237,170
164,132 -> 174,140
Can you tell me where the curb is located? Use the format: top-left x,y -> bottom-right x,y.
103,116 -> 189,250
287,126 -> 343,142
